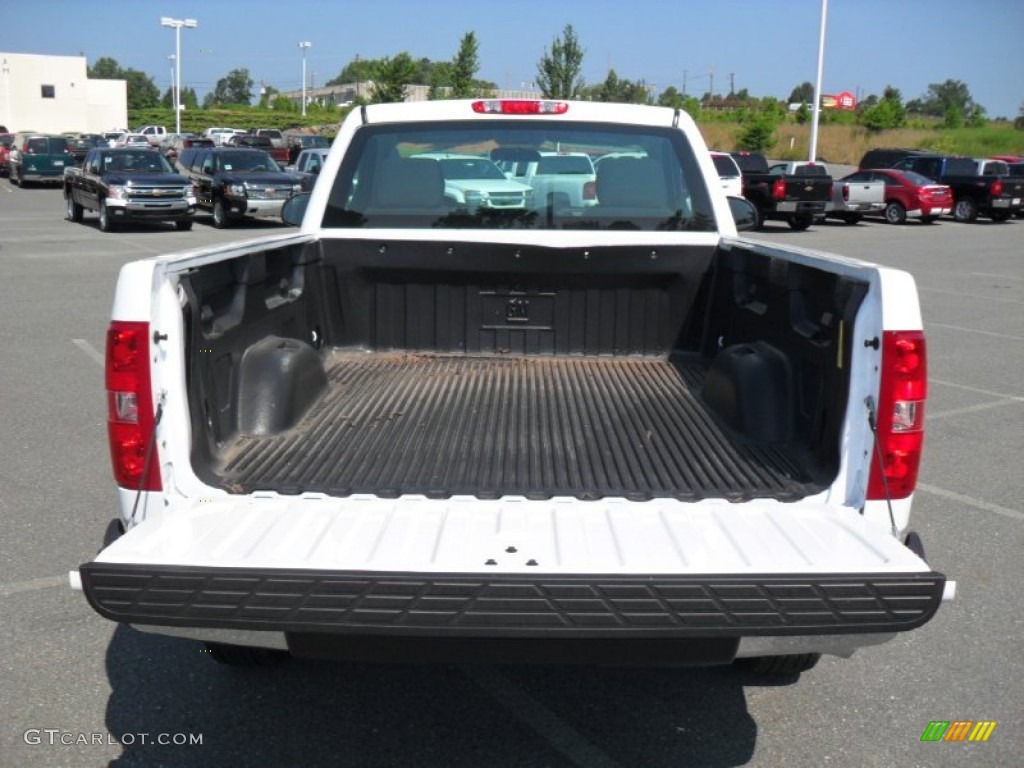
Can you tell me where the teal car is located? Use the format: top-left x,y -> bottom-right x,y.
7,133 -> 76,186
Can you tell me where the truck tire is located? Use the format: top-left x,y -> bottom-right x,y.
204,642 -> 290,667
66,193 -> 84,223
920,216 -> 938,224
884,201 -> 906,225
175,219 -> 194,231
840,213 -> 862,225
751,202 -> 765,230
12,166 -> 22,187
98,200 -> 116,232
736,653 -> 821,677
953,198 -> 977,223
990,211 -> 1010,223
212,198 -> 232,228
788,213 -> 813,231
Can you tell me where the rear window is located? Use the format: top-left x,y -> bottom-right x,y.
323,120 -> 714,231
982,161 -> 1009,176
945,158 -> 977,176
258,130 -> 283,139
0,135 -> 14,148
793,164 -> 829,176
27,137 -> 69,153
730,153 -> 768,173
711,155 -> 740,177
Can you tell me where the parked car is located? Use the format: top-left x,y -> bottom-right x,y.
845,169 -> 954,224
291,147 -> 330,191
67,134 -> 105,166
175,146 -> 301,227
492,149 -> 598,208
135,125 -> 168,146
115,133 -> 153,148
162,135 -> 213,164
709,151 -> 743,198
409,152 -> 533,210
7,133 -> 76,186
102,131 -> 126,147
227,134 -> 290,165
284,132 -> 331,164
254,128 -> 285,148
0,133 -> 14,177
891,154 -> 1024,222
857,148 -> 930,170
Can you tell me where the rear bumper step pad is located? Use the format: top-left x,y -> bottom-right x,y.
80,563 -> 945,638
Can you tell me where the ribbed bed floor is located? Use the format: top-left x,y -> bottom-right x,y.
219,352 -> 823,501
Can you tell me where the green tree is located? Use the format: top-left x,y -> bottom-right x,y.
180,87 -> 199,110
326,57 -> 378,86
371,53 -> 417,103
273,94 -> 298,113
1015,103 -> 1024,131
450,32 -> 479,98
909,79 -> 985,124
794,102 -> 810,125
582,69 -> 651,104
88,57 -> 159,110
860,85 -> 906,131
536,24 -> 585,99
160,87 -> 175,109
788,81 -> 814,104
258,85 -> 279,109
736,102 -> 783,152
204,68 -> 254,107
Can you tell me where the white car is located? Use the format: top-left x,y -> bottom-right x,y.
114,133 -> 152,148
410,152 -> 533,210
710,151 -> 743,198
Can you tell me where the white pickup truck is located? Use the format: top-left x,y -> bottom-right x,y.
72,100 -> 951,676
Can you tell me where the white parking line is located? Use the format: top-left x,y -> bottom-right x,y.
917,483 -> 1023,522
927,322 -> 1024,342
928,399 -> 1021,420
72,338 -> 104,367
918,286 -> 1024,306
971,272 -> 1023,281
462,665 -> 622,768
930,378 -> 1024,402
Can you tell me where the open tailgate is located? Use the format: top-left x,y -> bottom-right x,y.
77,496 -> 945,639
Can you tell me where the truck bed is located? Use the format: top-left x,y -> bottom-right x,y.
218,351 -> 822,502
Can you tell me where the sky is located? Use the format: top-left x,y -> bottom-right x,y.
3,0 -> 1023,118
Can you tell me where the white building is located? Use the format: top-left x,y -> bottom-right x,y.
0,52 -> 127,134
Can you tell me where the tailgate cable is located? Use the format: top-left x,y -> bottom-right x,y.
130,391 -> 166,524
864,396 -> 898,537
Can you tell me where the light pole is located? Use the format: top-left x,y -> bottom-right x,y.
160,16 -> 198,135
167,55 -> 177,120
298,42 -> 312,116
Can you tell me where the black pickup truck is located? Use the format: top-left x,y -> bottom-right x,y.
730,151 -> 832,230
891,154 -> 1024,222
64,148 -> 196,232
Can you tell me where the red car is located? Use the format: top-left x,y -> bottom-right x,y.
0,134 -> 14,177
844,168 -> 953,224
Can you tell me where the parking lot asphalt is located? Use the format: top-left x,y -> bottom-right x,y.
1,180 -> 1021,767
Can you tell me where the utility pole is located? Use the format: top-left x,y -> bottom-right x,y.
729,72 -> 735,97
682,69 -> 687,97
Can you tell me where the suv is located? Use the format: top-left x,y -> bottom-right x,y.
858,148 -> 928,170
176,146 -> 301,227
7,133 -> 76,186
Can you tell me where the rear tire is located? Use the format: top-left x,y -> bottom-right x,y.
751,202 -> 765,230
840,213 -> 862,225
990,211 -> 1010,223
13,166 -> 22,187
736,653 -> 821,677
66,193 -> 84,223
174,219 -> 193,231
953,198 -> 977,223
204,642 -> 290,667
920,215 -> 938,224
788,213 -> 813,231
98,200 -> 116,232
884,201 -> 906,225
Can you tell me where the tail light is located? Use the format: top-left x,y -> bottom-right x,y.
842,184 -> 850,202
991,178 -> 1003,197
583,180 -> 597,201
771,178 -> 786,201
867,331 -> 927,500
106,321 -> 162,491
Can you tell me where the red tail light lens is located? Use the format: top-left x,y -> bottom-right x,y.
867,330 -> 927,500
842,183 -> 850,202
583,180 -> 597,201
771,178 -> 786,201
991,179 -> 1003,197
471,100 -> 569,115
106,321 -> 161,491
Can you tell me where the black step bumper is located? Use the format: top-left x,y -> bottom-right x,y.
79,563 -> 946,638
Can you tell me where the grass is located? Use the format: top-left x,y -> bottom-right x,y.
697,122 -> 1024,164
